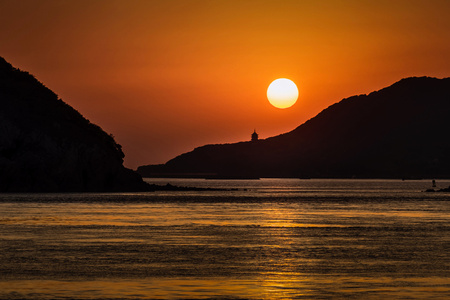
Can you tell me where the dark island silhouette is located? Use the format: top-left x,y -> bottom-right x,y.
138,76 -> 450,179
0,56 -> 152,192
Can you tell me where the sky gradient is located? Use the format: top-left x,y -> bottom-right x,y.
1,0 -> 450,168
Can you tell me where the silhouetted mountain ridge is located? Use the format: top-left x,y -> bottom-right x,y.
0,56 -> 148,192
138,76 -> 450,179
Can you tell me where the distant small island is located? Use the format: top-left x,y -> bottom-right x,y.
138,77 -> 450,179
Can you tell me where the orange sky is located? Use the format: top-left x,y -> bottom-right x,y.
1,0 -> 450,168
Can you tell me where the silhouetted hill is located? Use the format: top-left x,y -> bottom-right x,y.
0,56 -> 149,192
138,77 -> 450,179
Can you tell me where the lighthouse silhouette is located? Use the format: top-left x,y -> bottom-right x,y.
251,129 -> 259,142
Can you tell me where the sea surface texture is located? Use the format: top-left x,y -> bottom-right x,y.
0,179 -> 449,299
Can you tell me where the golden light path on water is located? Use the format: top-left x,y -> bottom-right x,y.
0,179 -> 449,299
0,277 -> 447,299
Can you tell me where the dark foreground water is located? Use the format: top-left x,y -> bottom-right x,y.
0,179 -> 449,299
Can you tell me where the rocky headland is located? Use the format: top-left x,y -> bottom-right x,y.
0,56 -> 149,192
138,77 -> 450,179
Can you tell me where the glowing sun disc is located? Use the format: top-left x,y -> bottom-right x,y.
267,78 -> 299,109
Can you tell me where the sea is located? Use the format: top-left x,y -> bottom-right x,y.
0,178 -> 449,299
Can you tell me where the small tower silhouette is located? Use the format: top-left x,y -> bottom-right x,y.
251,129 -> 259,141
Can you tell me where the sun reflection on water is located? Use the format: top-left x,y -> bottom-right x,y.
0,180 -> 449,299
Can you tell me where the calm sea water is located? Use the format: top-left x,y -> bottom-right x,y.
0,179 -> 449,299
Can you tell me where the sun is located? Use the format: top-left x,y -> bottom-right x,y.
267,78 -> 299,109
